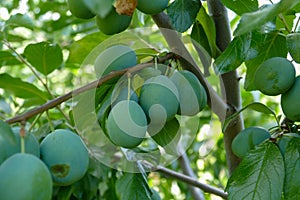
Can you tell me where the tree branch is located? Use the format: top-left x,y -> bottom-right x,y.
6,53 -> 174,124
146,162 -> 228,199
178,152 -> 205,200
151,13 -> 228,121
207,0 -> 244,174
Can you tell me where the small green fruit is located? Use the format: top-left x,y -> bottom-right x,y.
12,127 -> 40,157
232,127 -> 271,158
94,45 -> 137,77
170,70 -> 207,116
0,153 -> 52,200
0,121 -> 17,164
96,7 -> 132,35
286,33 -> 300,63
139,75 -> 179,124
137,0 -> 169,14
0,123 -> 40,164
111,87 -> 139,107
106,100 -> 147,148
254,57 -> 295,96
281,76 -> 300,121
40,129 -> 89,186
67,0 -> 95,19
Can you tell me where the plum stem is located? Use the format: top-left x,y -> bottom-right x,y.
127,73 -> 132,100
294,16 -> 300,33
20,124 -> 26,153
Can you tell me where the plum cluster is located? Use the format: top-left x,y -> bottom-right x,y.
0,122 -> 89,200
95,45 -> 207,151
253,57 -> 300,122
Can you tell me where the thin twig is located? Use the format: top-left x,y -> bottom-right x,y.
3,40 -> 71,123
147,163 -> 228,199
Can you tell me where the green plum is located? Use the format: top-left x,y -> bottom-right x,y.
170,70 -> 207,116
137,0 -> 169,14
106,100 -> 147,148
94,45 -> 137,77
67,0 -> 95,19
254,57 -> 295,96
281,76 -> 300,121
139,75 -> 179,125
96,7 -> 132,35
40,129 -> 89,186
232,127 -> 271,158
0,153 -> 52,200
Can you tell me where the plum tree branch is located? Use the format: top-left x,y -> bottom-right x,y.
178,152 -> 205,200
6,53 -> 174,124
146,162 -> 228,199
151,12 -> 228,121
207,0 -> 244,174
151,12 -> 228,200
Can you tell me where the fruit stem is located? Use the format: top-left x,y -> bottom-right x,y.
20,125 -> 26,153
46,111 -> 55,132
127,73 -> 132,100
294,17 -> 300,33
164,66 -> 170,76
278,13 -> 291,33
154,56 -> 158,69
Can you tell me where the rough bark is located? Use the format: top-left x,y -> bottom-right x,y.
207,0 -> 244,174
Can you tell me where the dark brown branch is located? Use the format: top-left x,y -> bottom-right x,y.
207,0 -> 244,174
152,13 -> 228,121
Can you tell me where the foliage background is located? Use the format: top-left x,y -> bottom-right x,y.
0,0 -> 300,199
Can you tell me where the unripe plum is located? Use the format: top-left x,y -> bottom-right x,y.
94,45 -> 137,77
67,0 -> 95,19
170,70 -> 207,116
106,100 -> 147,148
281,76 -> 300,121
96,8 -> 132,35
254,57 -> 295,96
232,127 -> 271,158
0,153 -> 52,200
139,75 -> 179,125
137,0 -> 169,14
40,129 -> 89,186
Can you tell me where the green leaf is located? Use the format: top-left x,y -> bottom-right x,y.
0,51 -> 21,66
194,7 -> 220,58
67,32 -> 109,65
116,173 -> 152,200
6,13 -> 34,30
276,11 -> 296,34
24,42 -> 63,75
234,0 -> 300,36
226,142 -> 284,200
150,117 -> 180,155
214,32 -> 252,74
83,0 -> 114,18
167,0 -> 201,33
0,120 -> 15,144
191,21 -> 212,57
283,138 -> 300,200
223,102 -> 276,132
244,32 -> 287,91
0,73 -> 49,102
221,0 -> 258,15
